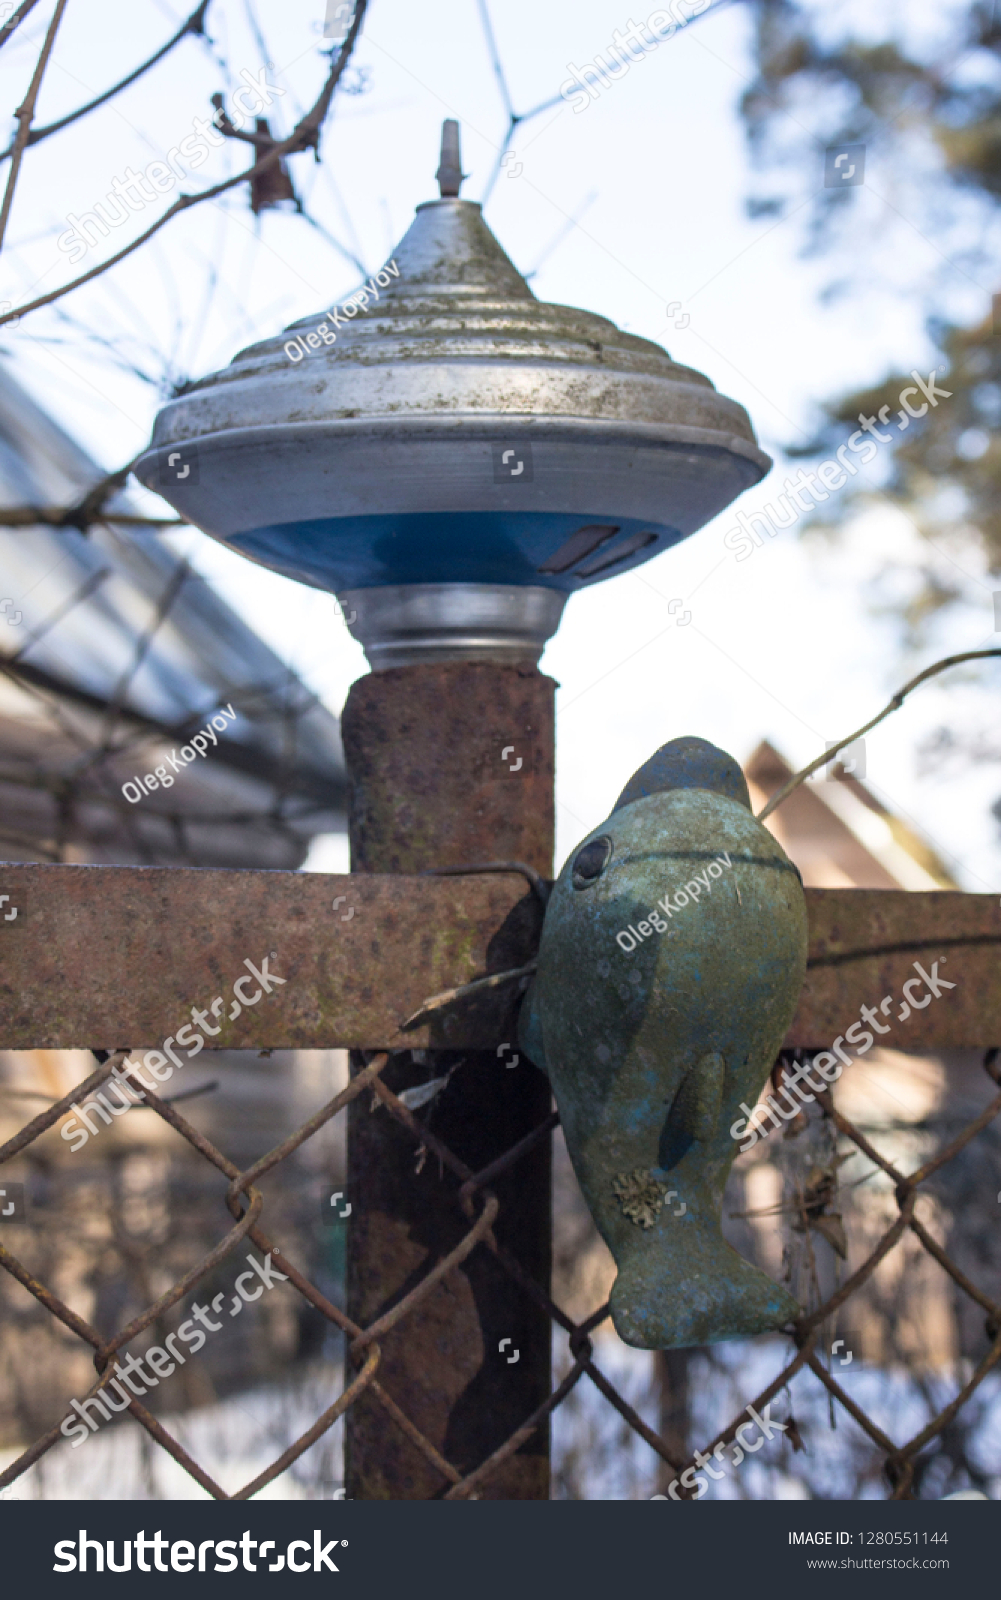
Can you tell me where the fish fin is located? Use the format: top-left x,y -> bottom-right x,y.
659,1052 -> 725,1169
672,1051 -> 725,1140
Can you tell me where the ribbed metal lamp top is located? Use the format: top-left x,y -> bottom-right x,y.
150,168 -> 764,462
136,121 -> 771,630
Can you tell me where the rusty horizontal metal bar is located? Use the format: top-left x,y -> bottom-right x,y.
0,862 -> 540,1051
790,888 -> 1001,1050
0,867 -> 996,1050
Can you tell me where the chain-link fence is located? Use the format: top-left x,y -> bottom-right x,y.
1,1031 -> 998,1501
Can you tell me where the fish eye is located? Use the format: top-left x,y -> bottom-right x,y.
572,835 -> 612,890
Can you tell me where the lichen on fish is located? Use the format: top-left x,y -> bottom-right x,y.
612,1169 -> 669,1229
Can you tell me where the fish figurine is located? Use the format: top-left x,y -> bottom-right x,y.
518,736 -> 807,1349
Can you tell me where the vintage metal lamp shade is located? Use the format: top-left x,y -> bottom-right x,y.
136,122 -> 770,669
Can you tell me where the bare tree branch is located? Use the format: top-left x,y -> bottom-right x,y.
0,0 -> 43,54
0,506 -> 184,528
0,0 -> 68,252
524,190 -> 598,279
0,0 -> 213,162
298,201 -> 368,276
7,564 -> 111,663
758,648 -> 1001,821
475,0 -> 745,206
0,448 -> 191,531
95,558 -> 191,756
0,0 -> 369,327
476,0 -> 514,123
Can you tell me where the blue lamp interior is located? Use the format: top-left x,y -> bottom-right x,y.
224,510 -> 683,595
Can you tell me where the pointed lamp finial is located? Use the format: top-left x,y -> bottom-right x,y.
436,118 -> 464,198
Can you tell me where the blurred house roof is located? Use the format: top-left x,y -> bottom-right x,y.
0,363 -> 346,868
745,740 -> 957,890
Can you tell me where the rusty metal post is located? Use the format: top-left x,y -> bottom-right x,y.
342,660 -> 554,1499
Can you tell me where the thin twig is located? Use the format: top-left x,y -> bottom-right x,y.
524,192 -> 598,279
0,0 -> 212,161
475,0 -> 738,206
0,0 -> 68,253
0,447 -> 190,533
8,565 -> 112,664
757,648 -> 1001,822
400,961 -> 537,1032
0,0 -> 369,327
476,0 -> 515,122
0,506 -> 184,528
87,560 -> 190,761
297,203 -> 368,276
0,0 -> 43,54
